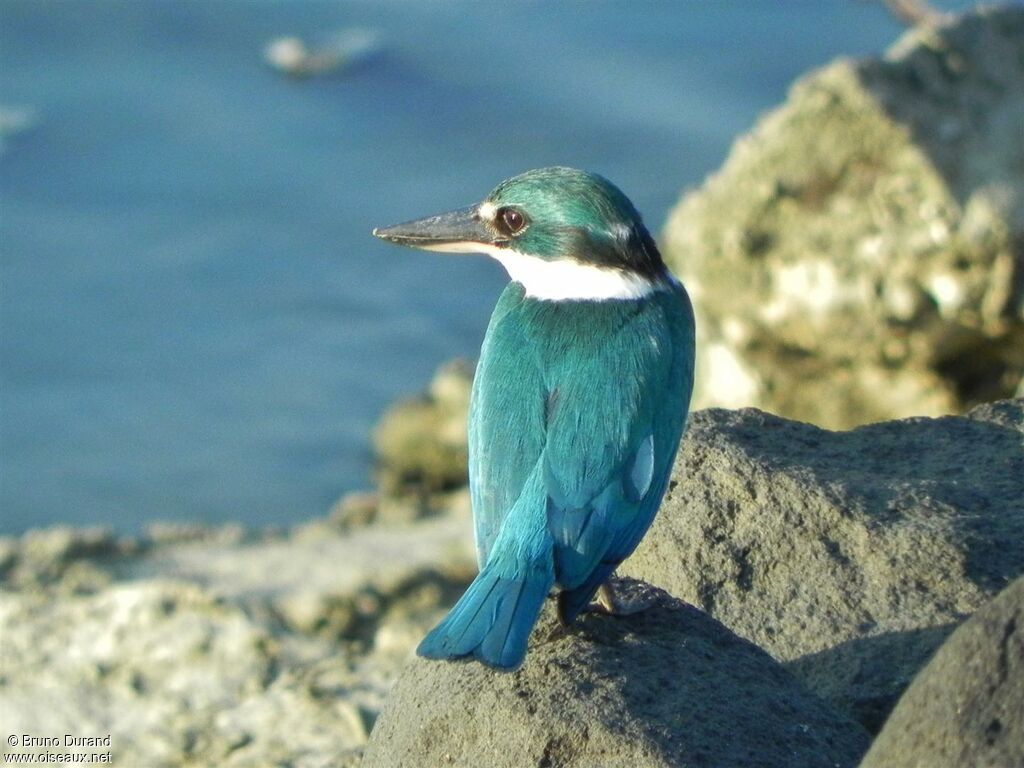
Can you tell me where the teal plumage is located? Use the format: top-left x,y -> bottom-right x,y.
373,167 -> 695,670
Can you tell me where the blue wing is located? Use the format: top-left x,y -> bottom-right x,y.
468,285 -> 547,568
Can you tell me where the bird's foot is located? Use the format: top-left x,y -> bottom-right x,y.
545,622 -> 573,642
585,580 -> 658,617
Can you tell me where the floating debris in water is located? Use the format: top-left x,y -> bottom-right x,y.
264,29 -> 381,77
0,105 -> 37,154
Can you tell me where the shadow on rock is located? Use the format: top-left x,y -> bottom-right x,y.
363,579 -> 870,768
784,623 -> 959,734
860,575 -> 1024,767
622,400 -> 1024,733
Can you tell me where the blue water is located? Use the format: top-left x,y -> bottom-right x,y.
0,1 -> 975,533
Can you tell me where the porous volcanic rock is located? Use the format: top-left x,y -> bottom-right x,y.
362,580 -> 870,768
621,399 -> 1024,732
663,7 -> 1024,428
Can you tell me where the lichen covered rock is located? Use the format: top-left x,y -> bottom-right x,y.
372,359 -> 474,498
0,581 -> 366,767
0,513 -> 477,767
663,7 -> 1024,428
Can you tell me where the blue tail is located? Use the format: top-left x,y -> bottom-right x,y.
417,561 -> 553,670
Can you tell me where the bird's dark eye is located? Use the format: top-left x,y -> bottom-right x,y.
497,207 -> 527,236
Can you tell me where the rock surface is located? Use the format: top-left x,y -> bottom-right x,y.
621,398 -> 1024,732
362,579 -> 870,768
860,575 -> 1024,768
0,510 -> 476,767
663,7 -> 1024,428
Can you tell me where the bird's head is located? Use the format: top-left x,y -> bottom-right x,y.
373,167 -> 669,301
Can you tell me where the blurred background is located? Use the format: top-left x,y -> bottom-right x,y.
0,0 -> 981,533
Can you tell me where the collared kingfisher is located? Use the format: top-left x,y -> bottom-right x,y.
373,167 -> 694,670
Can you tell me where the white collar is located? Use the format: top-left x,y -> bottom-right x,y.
422,242 -> 659,301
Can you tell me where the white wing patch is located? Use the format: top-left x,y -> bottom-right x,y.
627,433 -> 655,502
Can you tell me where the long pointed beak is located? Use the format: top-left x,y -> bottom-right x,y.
372,205 -> 497,252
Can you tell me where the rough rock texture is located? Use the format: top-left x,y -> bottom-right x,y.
621,399 -> 1024,732
363,580 -> 870,768
0,525 -> 136,593
0,512 -> 476,767
372,359 -> 473,498
0,581 -> 365,768
663,7 -> 1024,428
860,575 -> 1024,768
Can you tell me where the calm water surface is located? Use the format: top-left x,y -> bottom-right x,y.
0,1 -> 973,532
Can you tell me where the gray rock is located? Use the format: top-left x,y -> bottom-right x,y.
621,399 -> 1024,732
363,579 -> 870,768
860,575 -> 1024,768
663,7 -> 1024,428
